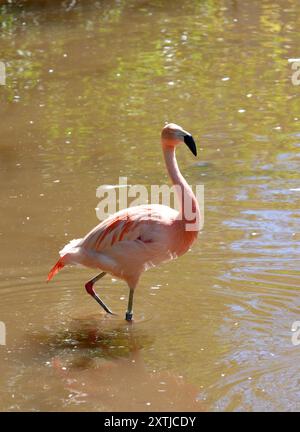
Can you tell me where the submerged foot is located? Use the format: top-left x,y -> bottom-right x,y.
125,312 -> 133,322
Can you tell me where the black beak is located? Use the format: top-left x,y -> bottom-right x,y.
184,134 -> 197,156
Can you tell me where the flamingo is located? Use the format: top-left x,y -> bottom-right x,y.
47,123 -> 200,321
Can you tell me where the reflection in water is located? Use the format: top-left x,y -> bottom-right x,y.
7,316 -> 203,411
1,0 -> 300,411
51,318 -> 202,411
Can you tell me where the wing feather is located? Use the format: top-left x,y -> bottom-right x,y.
81,205 -> 177,252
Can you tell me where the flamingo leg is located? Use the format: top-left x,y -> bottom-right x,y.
85,272 -> 114,315
125,288 -> 134,321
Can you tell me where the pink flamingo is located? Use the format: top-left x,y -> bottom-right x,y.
48,123 -> 200,321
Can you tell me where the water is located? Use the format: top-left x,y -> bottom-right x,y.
1,0 -> 300,411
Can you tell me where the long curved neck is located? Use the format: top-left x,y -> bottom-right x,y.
163,145 -> 200,231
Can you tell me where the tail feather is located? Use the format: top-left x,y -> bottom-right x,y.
47,257 -> 65,282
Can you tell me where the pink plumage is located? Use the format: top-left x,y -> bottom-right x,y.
48,123 -> 200,321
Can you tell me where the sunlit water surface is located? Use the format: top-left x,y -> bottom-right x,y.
1,0 -> 300,411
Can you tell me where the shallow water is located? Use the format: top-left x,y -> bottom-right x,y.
1,0 -> 300,411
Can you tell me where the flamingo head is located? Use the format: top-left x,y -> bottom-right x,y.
161,123 -> 197,156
